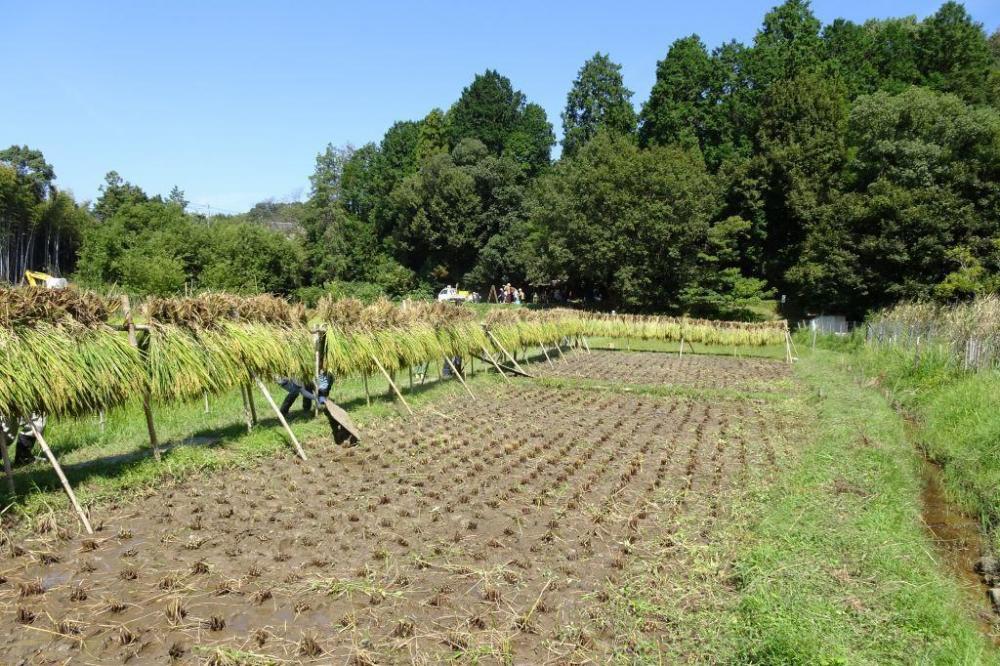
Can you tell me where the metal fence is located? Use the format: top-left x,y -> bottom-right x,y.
865,320 -> 1000,372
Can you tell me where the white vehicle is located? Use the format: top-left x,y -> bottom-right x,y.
437,286 -> 472,304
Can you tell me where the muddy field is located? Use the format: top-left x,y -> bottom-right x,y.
0,352 -> 792,664
540,350 -> 791,392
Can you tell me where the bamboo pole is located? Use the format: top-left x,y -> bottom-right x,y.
245,382 -> 258,425
369,354 -> 414,417
203,392 -> 210,413
554,340 -> 566,360
480,346 -> 511,383
485,330 -> 531,376
679,334 -> 684,358
539,343 -> 554,365
363,371 -> 371,405
28,420 -> 92,534
121,296 -> 160,462
0,425 -> 15,496
240,385 -> 254,432
254,378 -> 307,460
408,366 -> 413,391
313,332 -> 322,418
581,337 -> 591,354
444,356 -> 476,400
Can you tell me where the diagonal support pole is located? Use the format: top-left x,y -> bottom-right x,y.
486,330 -> 532,377
539,343 -> 554,366
28,420 -> 92,534
480,346 -> 511,383
444,356 -> 476,400
254,377 -> 307,460
369,354 -> 414,417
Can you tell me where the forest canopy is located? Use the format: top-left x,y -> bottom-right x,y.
2,0 -> 997,319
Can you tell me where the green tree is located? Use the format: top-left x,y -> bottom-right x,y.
0,145 -> 55,199
562,53 -> 637,157
0,147 -> 89,282
93,171 -> 149,221
416,108 -> 450,163
448,70 -> 524,154
503,102 -> 554,175
167,186 -> 188,210
639,36 -> 716,150
750,0 -> 824,87
386,149 -> 481,281
755,70 -> 849,294
525,131 -> 722,310
917,1 -> 995,103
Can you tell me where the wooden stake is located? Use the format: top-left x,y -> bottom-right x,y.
254,377 -> 307,460
0,425 -> 15,496
240,385 -> 254,432
679,334 -> 684,358
363,371 -> 371,405
98,410 -> 106,432
28,420 -> 92,534
313,332 -> 322,417
554,340 -> 566,360
581,337 -> 591,354
408,366 -> 413,391
203,392 -> 210,413
480,346 -> 511,383
539,343 -> 554,365
245,382 -> 258,425
121,295 -> 160,462
369,354 -> 414,417
444,356 -> 476,400
485,330 -> 531,376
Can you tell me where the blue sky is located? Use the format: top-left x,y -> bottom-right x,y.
3,1 -> 998,214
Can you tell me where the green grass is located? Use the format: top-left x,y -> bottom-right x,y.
856,344 -> 1000,550
2,360 -> 503,523
732,351 -> 993,664
528,352 -> 993,662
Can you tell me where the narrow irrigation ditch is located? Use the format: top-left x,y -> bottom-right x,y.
904,415 -> 1000,641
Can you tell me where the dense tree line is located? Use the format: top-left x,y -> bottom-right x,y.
2,1 -> 997,318
294,0 -> 1000,317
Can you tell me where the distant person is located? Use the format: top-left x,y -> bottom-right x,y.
278,372 -> 354,445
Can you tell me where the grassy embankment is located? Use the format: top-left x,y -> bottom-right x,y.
607,346 -> 995,663
852,341 -> 1000,552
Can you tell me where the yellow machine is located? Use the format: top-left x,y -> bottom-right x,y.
24,271 -> 68,289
